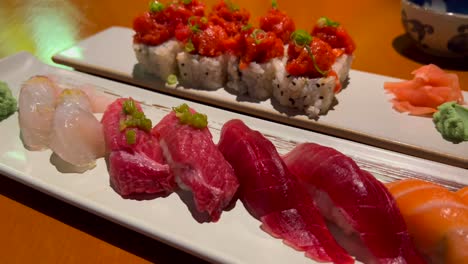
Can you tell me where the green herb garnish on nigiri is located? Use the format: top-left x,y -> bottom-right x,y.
173,103 -> 208,129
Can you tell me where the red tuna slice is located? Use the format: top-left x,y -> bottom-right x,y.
152,109 -> 239,222
101,98 -> 174,196
283,143 -> 426,264
218,119 -> 353,264
109,150 -> 175,196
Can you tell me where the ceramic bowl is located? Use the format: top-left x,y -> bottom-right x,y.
401,0 -> 468,57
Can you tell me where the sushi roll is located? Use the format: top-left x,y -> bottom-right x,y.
311,16 -> 356,91
175,16 -> 229,90
273,30 -> 338,118
209,0 -> 251,94
259,0 -> 296,44
132,0 -> 205,80
226,1 -> 294,100
226,28 -> 284,100
272,17 -> 355,119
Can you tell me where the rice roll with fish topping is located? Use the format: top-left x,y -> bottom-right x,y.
132,0 -> 205,80
226,0 -> 293,99
259,0 -> 295,44
273,30 -> 338,118
311,16 -> 355,92
208,0 -> 251,94
175,16 -> 229,90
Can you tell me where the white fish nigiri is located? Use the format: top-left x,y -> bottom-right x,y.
49,89 -> 105,167
76,84 -> 114,113
19,76 -> 61,150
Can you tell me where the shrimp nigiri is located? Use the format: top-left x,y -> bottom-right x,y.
49,89 -> 105,167
18,76 -> 61,150
386,179 -> 468,264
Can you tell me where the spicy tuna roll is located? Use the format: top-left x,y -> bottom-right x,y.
226,1 -> 294,100
132,0 -> 205,80
228,29 -> 284,100
207,0 -> 251,94
311,16 -> 356,91
273,30 -> 339,118
175,16 -> 229,90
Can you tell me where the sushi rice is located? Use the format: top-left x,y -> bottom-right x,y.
227,56 -> 285,100
176,52 -> 227,90
273,54 -> 353,119
133,39 -> 182,80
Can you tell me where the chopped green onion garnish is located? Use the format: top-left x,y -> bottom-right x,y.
149,1 -> 165,12
167,74 -> 178,85
123,99 -> 137,115
200,17 -> 208,24
125,129 -> 137,144
121,99 -> 153,132
182,0 -> 192,4
251,29 -> 265,45
317,17 -> 340,28
225,0 -> 239,12
241,23 -> 252,31
291,29 -> 312,46
173,103 -> 208,129
272,0 -> 278,9
305,45 -> 328,76
185,39 -> 195,52
188,16 -> 201,33
291,30 -> 327,76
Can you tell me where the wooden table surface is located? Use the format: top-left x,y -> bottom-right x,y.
0,0 -> 466,263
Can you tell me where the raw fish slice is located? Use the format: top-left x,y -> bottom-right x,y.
101,98 -> 174,196
18,76 -> 60,150
387,179 -> 468,264
77,84 -> 114,113
456,187 -> 468,204
109,150 -> 175,196
218,119 -> 353,263
283,143 -> 425,264
152,109 -> 239,222
384,64 -> 464,115
49,89 -> 105,167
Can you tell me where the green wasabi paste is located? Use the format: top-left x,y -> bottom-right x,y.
0,81 -> 17,121
433,102 -> 468,144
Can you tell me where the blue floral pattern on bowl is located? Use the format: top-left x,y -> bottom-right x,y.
447,25 -> 468,55
402,10 -> 434,48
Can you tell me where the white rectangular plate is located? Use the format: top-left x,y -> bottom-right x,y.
52,27 -> 468,168
1,52 -> 466,264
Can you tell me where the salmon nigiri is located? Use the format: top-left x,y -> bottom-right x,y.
456,186 -> 468,205
386,179 -> 468,264
384,64 -> 464,116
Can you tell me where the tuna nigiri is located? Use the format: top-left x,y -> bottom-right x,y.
384,64 -> 464,116
101,98 -> 174,196
387,179 -> 468,264
49,89 -> 105,168
152,104 -> 238,222
218,119 -> 353,263
283,143 -> 425,264
18,76 -> 61,150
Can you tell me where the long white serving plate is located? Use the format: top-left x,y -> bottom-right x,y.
51,27 -> 468,168
0,52 -> 466,264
